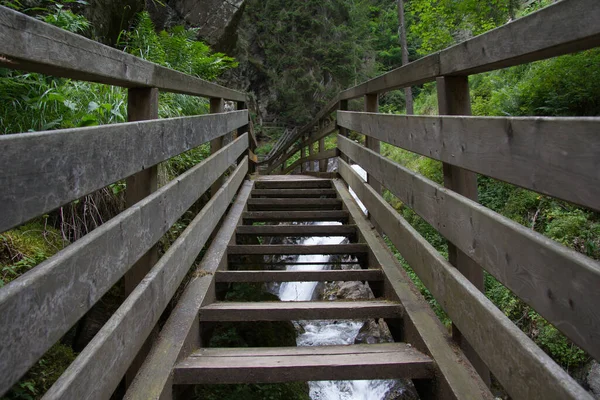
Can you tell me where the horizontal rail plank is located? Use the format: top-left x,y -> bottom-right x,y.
43,159 -> 248,400
254,180 -> 332,189
215,269 -> 384,283
0,110 -> 248,232
337,112 -> 600,211
251,188 -> 337,197
0,7 -> 246,101
124,181 -> 254,400
339,0 -> 600,100
281,149 -> 338,175
228,244 -> 368,255
339,135 -> 600,360
174,343 -> 433,384
242,210 -> 348,223
338,159 -> 592,400
247,198 -> 342,211
333,179 -> 492,399
236,224 -> 355,237
199,300 -> 403,321
0,134 -> 248,395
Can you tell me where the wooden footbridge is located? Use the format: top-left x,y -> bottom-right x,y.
1,1 -> 600,399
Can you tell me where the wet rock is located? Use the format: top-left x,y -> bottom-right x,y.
325,281 -> 374,301
576,360 -> 600,398
384,380 -> 419,400
354,319 -> 393,345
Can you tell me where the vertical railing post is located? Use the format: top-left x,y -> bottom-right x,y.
319,137 -> 326,172
300,134 -> 307,173
308,127 -> 315,172
364,93 -> 382,232
338,99 -> 349,163
436,76 -> 491,387
237,100 -> 254,173
124,87 -> 159,386
210,97 -> 225,196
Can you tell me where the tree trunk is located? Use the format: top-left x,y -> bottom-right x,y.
398,0 -> 413,115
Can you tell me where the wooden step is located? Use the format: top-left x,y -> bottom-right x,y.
254,180 -> 332,189
215,269 -> 384,283
173,343 -> 434,384
236,224 -> 356,237
247,198 -> 343,211
228,244 -> 368,256
243,210 -> 349,223
199,300 -> 403,321
251,188 -> 337,198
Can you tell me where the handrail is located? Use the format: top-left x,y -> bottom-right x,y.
0,6 -> 246,102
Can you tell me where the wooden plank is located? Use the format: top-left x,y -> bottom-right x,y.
364,93 -> 382,233
338,159 -> 592,400
333,178 -> 492,400
338,134 -> 600,361
124,180 -> 254,400
215,269 -> 384,283
336,111 -> 600,212
173,343 -> 433,384
43,159 -> 248,400
254,180 -> 332,189
236,224 -> 356,237
123,86 -> 160,387
319,138 -> 327,172
0,110 -> 248,233
282,149 -> 338,175
437,75 -> 489,386
199,300 -> 403,321
210,98 -> 226,197
0,7 -> 246,101
227,244 -> 368,255
251,189 -> 338,198
0,134 -> 248,396
242,210 -> 348,223
438,0 -> 600,76
247,198 -> 342,211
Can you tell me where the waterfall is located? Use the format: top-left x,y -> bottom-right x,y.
276,219 -> 397,400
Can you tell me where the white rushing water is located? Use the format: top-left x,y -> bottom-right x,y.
277,219 -> 397,399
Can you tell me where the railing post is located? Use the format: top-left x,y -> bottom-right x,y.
319,137 -> 326,172
237,101 -> 254,173
210,97 -> 225,195
364,94 -> 382,232
124,87 -> 159,386
338,99 -> 349,163
308,128 -> 315,172
436,76 -> 491,387
300,135 -> 307,173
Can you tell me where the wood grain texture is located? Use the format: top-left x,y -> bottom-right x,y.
124,180 -> 254,400
0,134 -> 248,396
0,7 -> 246,101
199,300 -> 403,321
247,198 -> 342,211
236,224 -> 356,237
228,244 -> 368,255
254,180 -> 332,189
43,159 -> 248,400
250,188 -> 337,198
174,343 -> 433,384
0,110 -> 248,232
215,269 -> 383,283
338,135 -> 600,360
333,178 -> 492,400
338,159 -> 592,400
242,210 -> 348,223
337,111 -> 600,211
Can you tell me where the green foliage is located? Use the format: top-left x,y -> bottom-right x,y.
42,3 -> 90,34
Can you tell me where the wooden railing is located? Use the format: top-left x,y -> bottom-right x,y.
266,0 -> 600,398
0,6 -> 252,398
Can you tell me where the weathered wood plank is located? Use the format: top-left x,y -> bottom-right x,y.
236,224 -> 356,237
247,198 -> 342,211
42,159 -> 248,400
0,134 -> 248,395
251,188 -> 338,198
338,159 -> 592,400
337,111 -> 600,211
254,180 -> 332,189
243,211 -> 348,223
0,7 -> 246,101
124,181 -> 254,400
338,135 -> 600,361
282,149 -> 338,175
173,343 -> 433,384
0,110 -> 248,232
199,300 -> 403,321
227,244 -> 368,255
210,98 -> 226,197
333,178 -> 492,400
215,269 -> 383,283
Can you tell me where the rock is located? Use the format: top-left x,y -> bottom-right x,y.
327,281 -> 373,301
384,380 -> 419,400
354,319 -> 393,345
587,361 -> 600,398
84,0 -> 145,45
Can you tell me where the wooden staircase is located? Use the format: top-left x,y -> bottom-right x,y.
160,176 -> 474,397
